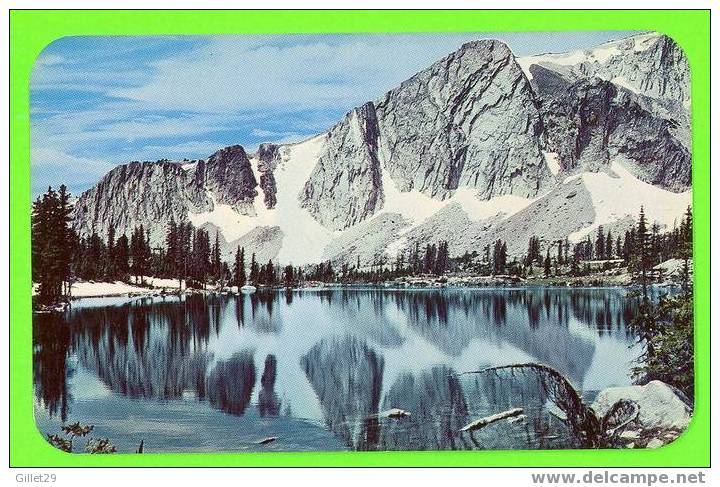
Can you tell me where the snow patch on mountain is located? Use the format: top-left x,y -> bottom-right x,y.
381,165 -> 535,225
518,32 -> 661,81
543,152 -> 561,176
188,135 -> 333,265
181,160 -> 199,172
568,159 -> 692,242
187,194 -> 247,241
377,164 -> 539,259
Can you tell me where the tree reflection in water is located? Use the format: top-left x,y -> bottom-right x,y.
258,354 -> 281,417
33,312 -> 72,422
33,288 -> 639,451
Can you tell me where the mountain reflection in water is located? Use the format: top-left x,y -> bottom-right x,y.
33,288 -> 639,452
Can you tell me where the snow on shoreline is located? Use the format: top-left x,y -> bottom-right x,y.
32,276 -> 183,299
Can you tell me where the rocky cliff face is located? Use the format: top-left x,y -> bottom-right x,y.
73,161 -> 212,243
519,32 -> 691,191
521,32 -> 690,106
300,40 -> 553,229
256,143 -> 280,210
534,69 -> 691,190
599,33 -> 690,104
189,145 -> 258,215
74,146 -> 260,243
300,102 -> 384,230
376,40 -> 551,200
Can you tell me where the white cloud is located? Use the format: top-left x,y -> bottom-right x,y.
251,128 -> 280,137
31,106 -> 257,148
31,147 -> 114,195
108,34 -> 483,113
31,147 -> 108,169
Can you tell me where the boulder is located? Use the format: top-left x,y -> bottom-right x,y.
646,438 -> 664,449
592,380 -> 692,432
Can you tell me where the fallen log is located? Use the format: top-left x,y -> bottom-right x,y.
460,408 -> 524,432
256,436 -> 278,445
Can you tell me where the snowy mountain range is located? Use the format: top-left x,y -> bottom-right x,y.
72,32 -> 692,266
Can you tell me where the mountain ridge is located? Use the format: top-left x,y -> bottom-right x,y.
71,32 -> 692,266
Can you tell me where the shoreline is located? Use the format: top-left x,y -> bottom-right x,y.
32,278 -> 678,312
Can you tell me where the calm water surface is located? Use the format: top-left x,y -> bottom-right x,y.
33,288 -> 641,452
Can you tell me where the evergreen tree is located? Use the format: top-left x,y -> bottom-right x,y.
31,185 -> 76,303
634,206 -> 653,297
263,259 -> 277,286
212,231 -> 222,281
105,226 -> 116,280
501,242 -> 508,273
115,234 -> 130,279
682,206 -> 693,249
129,225 -> 150,284
283,265 -> 295,287
595,226 -> 605,260
556,239 -> 563,266
412,242 -> 421,274
180,221 -> 192,287
323,260 -> 335,281
56,185 -> 75,295
249,253 -> 259,284
651,222 -> 660,266
423,244 -> 437,274
544,249 -> 551,277
526,236 -> 541,265
492,240 -> 507,275
165,218 -> 179,278
189,228 -> 211,287
233,246 -> 246,287
433,241 -> 449,275
394,252 -> 406,276
85,232 -> 106,281
623,229 -> 635,263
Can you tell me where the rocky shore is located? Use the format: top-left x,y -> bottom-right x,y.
591,381 -> 693,449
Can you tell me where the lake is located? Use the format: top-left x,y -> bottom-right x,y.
33,287 -> 641,453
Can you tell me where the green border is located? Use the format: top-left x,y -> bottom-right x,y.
10,10 -> 710,467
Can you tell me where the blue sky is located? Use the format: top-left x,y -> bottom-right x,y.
30,31 -> 636,196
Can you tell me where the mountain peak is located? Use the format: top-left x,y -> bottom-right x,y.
458,38 -> 511,53
207,144 -> 249,164
518,31 -> 689,104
